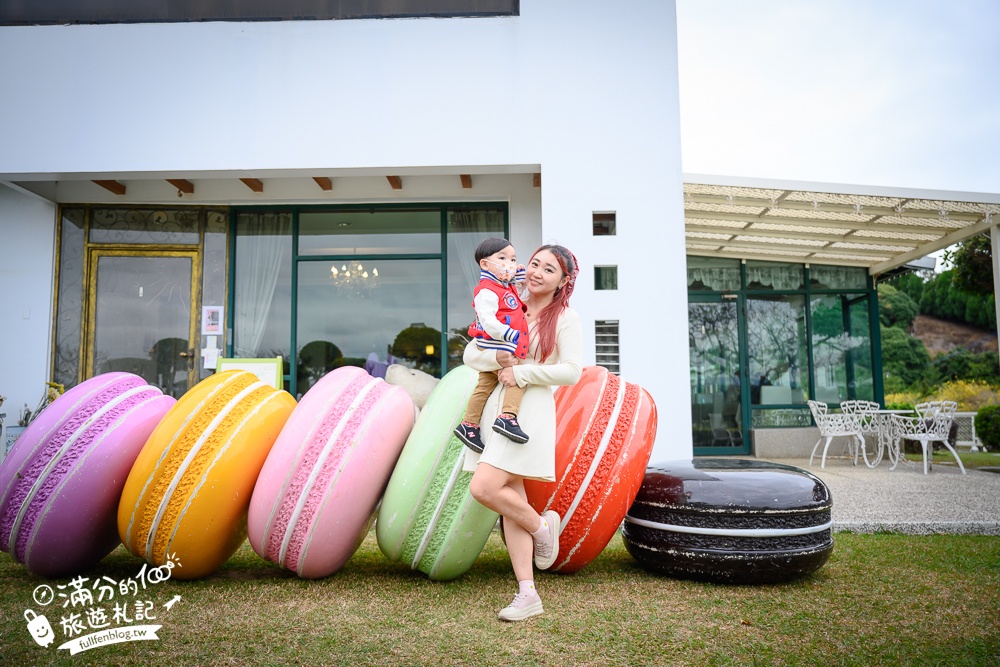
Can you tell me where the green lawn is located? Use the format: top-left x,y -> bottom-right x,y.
1,532 -> 998,666
931,449 -> 1000,469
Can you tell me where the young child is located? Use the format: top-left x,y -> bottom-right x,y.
454,237 -> 530,453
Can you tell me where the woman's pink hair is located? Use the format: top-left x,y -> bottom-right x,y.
529,245 -> 578,363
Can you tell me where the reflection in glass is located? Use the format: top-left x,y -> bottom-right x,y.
90,208 -> 199,245
296,259 -> 441,396
92,255 -> 192,397
199,210 -> 228,380
233,212 -> 292,364
689,302 -> 743,448
747,295 -> 808,405
298,209 -> 441,256
446,208 -> 506,370
54,208 -> 85,388
810,294 -> 874,403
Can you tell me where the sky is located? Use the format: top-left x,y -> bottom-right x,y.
676,0 -> 1000,196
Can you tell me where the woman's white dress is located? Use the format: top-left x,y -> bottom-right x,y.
462,307 -> 583,481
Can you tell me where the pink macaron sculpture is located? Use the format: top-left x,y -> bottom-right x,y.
523,365 -> 657,573
248,367 -> 415,578
0,373 -> 175,577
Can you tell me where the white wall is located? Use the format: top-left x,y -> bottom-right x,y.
0,1 -> 691,461
0,185 -> 56,423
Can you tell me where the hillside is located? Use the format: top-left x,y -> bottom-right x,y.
911,314 -> 998,358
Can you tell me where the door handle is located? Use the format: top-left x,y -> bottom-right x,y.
179,348 -> 195,370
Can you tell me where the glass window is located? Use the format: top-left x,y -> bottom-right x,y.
595,266 -> 618,290
593,212 -> 616,236
445,207 -> 506,370
90,208 -> 200,245
751,408 -> 813,428
298,209 -> 440,256
745,260 -> 804,290
296,259 -> 442,395
747,295 -> 808,406
54,208 -> 86,388
233,212 -> 293,367
810,265 -> 867,290
199,210 -> 229,380
687,256 -> 740,291
810,294 -> 875,403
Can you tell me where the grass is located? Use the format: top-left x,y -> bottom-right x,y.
1,532 -> 998,666
930,449 -> 1000,469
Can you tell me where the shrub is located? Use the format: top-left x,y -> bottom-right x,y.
880,326 -> 935,389
933,348 -> 1000,384
877,284 -> 919,330
934,380 -> 1000,412
975,405 -> 1000,451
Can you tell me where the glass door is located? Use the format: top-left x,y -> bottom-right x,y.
689,295 -> 749,455
85,250 -> 200,397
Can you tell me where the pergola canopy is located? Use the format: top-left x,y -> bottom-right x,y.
683,176 -> 1000,276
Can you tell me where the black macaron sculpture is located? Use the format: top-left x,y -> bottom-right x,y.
622,459 -> 833,584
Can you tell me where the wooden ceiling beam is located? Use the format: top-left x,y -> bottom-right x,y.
460,174 -> 472,189
93,180 -> 126,196
240,178 -> 264,193
313,177 -> 333,191
386,175 -> 402,190
166,178 -> 194,194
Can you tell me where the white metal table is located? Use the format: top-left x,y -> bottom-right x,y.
858,409 -> 914,468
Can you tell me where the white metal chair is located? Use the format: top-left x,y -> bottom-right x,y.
808,400 -> 864,468
840,400 -> 882,467
890,400 -> 965,475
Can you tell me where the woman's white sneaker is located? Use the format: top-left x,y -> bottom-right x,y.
498,592 -> 544,621
533,510 -> 561,570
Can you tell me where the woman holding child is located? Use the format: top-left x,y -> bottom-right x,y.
462,241 -> 583,622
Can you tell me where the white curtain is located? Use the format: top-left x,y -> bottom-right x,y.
810,265 -> 866,289
449,209 -> 504,293
234,212 -> 291,357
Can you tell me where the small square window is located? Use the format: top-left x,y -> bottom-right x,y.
593,212 -> 616,236
595,320 -> 620,375
595,266 -> 618,290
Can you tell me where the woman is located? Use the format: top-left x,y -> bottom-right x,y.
464,244 -> 583,622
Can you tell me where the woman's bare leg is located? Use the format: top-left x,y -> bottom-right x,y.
502,479 -> 536,582
468,463 -> 542,534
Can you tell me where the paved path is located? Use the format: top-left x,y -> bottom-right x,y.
765,457 -> 1000,535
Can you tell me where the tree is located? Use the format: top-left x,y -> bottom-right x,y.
944,234 -> 993,296
880,325 -> 934,392
877,284 -> 919,330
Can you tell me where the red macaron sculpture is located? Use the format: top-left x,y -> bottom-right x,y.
524,365 -> 658,573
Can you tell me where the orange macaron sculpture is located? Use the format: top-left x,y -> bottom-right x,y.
118,370 -> 295,579
524,365 -> 657,573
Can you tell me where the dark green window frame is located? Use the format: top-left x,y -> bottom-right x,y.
227,202 -> 509,396
687,258 -> 883,446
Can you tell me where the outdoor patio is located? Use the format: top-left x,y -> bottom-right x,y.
763,456 -> 1000,535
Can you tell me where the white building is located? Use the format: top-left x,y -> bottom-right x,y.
0,2 -> 688,461
2,2 -> 998,461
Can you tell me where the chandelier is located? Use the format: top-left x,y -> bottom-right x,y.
330,260 -> 379,296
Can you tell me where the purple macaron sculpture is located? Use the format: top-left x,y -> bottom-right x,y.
0,373 -> 174,577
